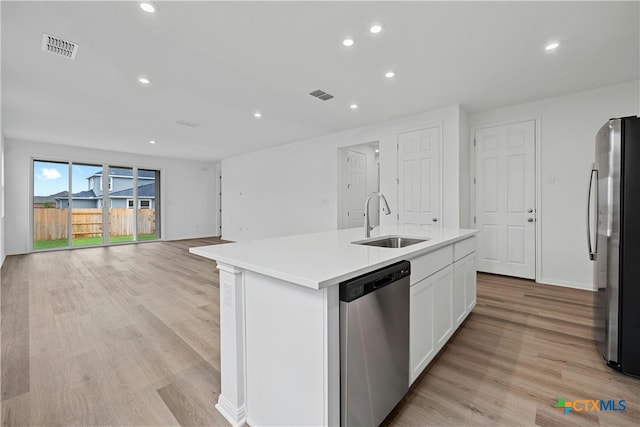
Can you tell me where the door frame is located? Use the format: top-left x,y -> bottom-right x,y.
470,117 -> 542,281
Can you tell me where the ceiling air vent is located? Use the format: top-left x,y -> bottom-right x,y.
41,33 -> 79,59
309,89 -> 334,101
176,120 -> 201,128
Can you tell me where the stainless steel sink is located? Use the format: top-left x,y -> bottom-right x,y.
352,235 -> 428,248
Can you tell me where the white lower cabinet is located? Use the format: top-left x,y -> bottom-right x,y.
453,252 -> 476,327
409,265 -> 453,384
465,254 -> 477,310
409,237 -> 477,385
410,272 -> 435,384
433,266 -> 454,348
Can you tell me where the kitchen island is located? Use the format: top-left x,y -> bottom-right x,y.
190,225 -> 478,427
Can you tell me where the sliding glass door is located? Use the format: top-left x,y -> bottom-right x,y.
137,169 -> 159,241
71,163 -> 104,246
33,160 -> 70,249
33,160 -> 161,250
108,166 -> 135,243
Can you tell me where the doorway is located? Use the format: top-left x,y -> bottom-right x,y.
474,120 -> 536,279
337,142 -> 380,230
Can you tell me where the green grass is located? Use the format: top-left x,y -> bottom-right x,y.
33,234 -> 157,250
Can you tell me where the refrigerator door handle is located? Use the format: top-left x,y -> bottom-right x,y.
587,164 -> 599,261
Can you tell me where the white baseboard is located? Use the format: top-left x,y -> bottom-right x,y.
215,395 -> 246,427
537,276 -> 595,291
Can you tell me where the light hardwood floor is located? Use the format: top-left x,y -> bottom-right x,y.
1,239 -> 638,426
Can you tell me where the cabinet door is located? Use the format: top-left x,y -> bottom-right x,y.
466,254 -> 477,310
410,276 -> 434,384
453,258 -> 468,327
433,266 -> 454,350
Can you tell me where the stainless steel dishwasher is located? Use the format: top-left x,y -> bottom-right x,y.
340,260 -> 410,426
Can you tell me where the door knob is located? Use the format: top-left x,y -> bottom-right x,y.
527,218 -> 534,222
527,208 -> 533,213
432,218 -> 438,222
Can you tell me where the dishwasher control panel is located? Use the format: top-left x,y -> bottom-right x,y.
339,260 -> 411,302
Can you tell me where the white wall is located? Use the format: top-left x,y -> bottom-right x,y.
458,108 -> 470,228
469,80 -> 639,290
4,139 -> 220,255
0,134 -> 5,267
221,105 -> 465,241
215,162 -> 222,237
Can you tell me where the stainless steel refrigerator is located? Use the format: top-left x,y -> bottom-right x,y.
587,116 -> 640,378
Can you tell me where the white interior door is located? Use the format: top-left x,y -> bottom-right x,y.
475,120 -> 535,279
344,149 -> 366,228
398,127 -> 441,233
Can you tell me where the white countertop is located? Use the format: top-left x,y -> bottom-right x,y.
189,226 -> 478,289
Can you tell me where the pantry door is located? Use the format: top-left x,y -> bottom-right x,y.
397,126 -> 441,233
475,120 -> 536,279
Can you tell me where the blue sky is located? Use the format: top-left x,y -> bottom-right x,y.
33,161 -> 102,197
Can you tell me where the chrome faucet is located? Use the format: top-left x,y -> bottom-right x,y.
364,192 -> 391,238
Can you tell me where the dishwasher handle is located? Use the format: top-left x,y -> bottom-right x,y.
372,274 -> 394,289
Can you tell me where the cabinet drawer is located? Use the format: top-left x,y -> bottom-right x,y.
410,246 -> 453,286
453,236 -> 476,261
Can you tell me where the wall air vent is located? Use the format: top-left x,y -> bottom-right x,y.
41,33 -> 79,59
309,89 -> 334,101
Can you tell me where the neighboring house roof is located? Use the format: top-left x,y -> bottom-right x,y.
54,190 -> 97,200
37,183 -> 155,202
34,191 -> 68,203
89,168 -> 155,179
108,182 -> 156,198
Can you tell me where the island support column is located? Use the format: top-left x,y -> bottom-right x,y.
215,262 -> 247,427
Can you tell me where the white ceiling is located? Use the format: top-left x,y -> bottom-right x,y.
2,1 -> 638,162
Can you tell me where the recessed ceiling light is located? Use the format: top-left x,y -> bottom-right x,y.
370,24 -> 383,34
139,2 -> 156,13
149,140 -> 156,144
350,104 -> 358,110
138,77 -> 151,85
385,71 -> 395,78
254,112 -> 262,118
342,38 -> 355,47
545,42 -> 560,51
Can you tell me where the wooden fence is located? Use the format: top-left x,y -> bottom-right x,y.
33,208 -> 156,240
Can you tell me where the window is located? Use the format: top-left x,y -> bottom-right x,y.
128,199 -> 151,209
